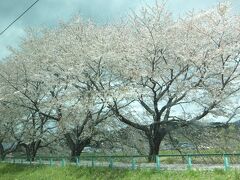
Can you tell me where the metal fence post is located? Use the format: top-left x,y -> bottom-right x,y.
76,157 -> 80,166
187,155 -> 192,170
156,155 -> 160,170
224,154 -> 230,170
109,157 -> 113,169
91,156 -> 95,167
131,157 -> 136,170
39,158 -> 42,165
50,158 -> 53,166
61,159 -> 65,167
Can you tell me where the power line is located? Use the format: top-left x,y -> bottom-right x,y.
0,0 -> 40,36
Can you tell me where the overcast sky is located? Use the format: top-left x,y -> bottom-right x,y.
0,0 -> 239,60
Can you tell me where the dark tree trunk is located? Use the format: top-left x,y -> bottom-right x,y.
0,143 -> 6,160
146,125 -> 167,162
22,140 -> 41,161
64,133 -> 91,161
0,154 -> 6,161
25,147 -> 31,161
0,142 -> 18,161
70,139 -> 91,161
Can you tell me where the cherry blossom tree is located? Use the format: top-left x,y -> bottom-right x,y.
1,1 -> 240,162
0,24 -> 113,160
58,84 -> 111,160
88,2 -> 240,161
0,55 -> 63,161
29,2 -> 240,161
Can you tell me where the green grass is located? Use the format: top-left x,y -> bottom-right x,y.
1,163 -> 240,180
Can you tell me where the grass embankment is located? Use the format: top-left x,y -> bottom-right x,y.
1,163 -> 240,180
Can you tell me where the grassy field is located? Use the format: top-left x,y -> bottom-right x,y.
1,163 -> 240,180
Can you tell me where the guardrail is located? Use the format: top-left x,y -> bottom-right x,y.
1,153 -> 239,171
